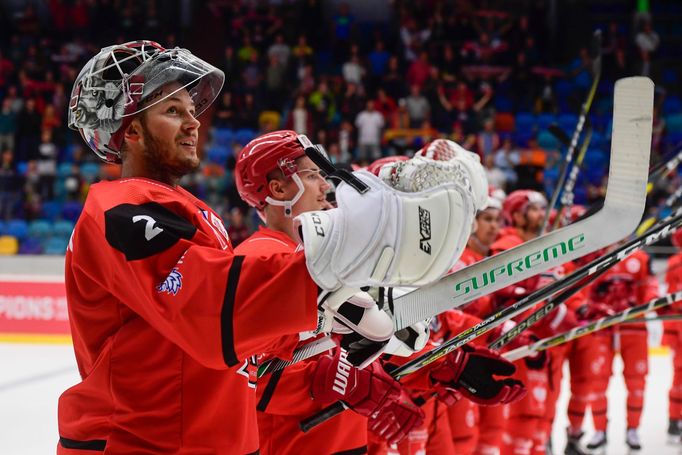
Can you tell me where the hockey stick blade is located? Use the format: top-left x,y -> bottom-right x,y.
503,291 -> 682,362
392,77 -> 653,331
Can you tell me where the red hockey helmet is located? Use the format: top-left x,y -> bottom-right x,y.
235,130 -> 313,213
502,190 -> 547,225
365,155 -> 409,176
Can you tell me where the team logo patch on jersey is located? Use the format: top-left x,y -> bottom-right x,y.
626,258 -> 641,274
157,268 -> 183,296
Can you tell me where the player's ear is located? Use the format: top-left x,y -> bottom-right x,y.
268,178 -> 286,200
124,119 -> 142,144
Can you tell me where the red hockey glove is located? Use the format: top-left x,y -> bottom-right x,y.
576,303 -> 614,321
311,349 -> 400,417
368,389 -> 425,445
429,344 -> 526,406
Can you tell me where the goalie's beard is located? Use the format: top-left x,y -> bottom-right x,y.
141,119 -> 200,183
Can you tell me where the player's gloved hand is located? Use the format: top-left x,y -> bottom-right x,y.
415,139 -> 488,210
532,303 -> 578,339
313,288 -> 394,344
296,170 -> 476,291
311,349 -> 400,417
368,389 -> 425,445
429,344 -> 526,406
507,331 -> 547,370
576,302 -> 615,321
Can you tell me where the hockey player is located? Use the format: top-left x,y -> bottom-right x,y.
491,190 -> 578,455
235,134 -> 525,454
59,42 -> 476,454
571,247 -> 658,453
663,229 -> 682,442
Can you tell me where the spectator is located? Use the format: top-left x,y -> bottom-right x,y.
367,40 -> 391,86
406,51 -> 431,88
0,149 -> 21,220
338,120 -> 355,163
241,53 -> 263,93
635,20 -> 659,77
41,104 -> 61,135
493,136 -> 520,191
265,54 -> 287,108
235,93 -> 259,130
374,88 -> 398,122
64,163 -> 84,202
237,34 -> 258,64
308,80 -> 336,129
267,33 -> 291,68
405,84 -> 430,127
400,18 -> 431,62
342,54 -> 365,86
214,91 -> 237,129
15,98 -> 41,162
292,34 -> 314,64
354,99 -> 384,163
227,207 -> 250,247
36,129 -> 57,200
0,99 -> 16,152
381,56 -> 406,100
331,3 -> 355,63
477,117 -> 501,160
285,95 -> 314,136
338,82 -> 365,122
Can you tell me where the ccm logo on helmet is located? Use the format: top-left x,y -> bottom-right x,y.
311,213 -> 325,237
419,206 -> 432,255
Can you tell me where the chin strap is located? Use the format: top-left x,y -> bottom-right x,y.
265,173 -> 306,217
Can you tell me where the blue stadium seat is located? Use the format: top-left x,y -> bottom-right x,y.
18,237 -> 43,255
207,146 -> 229,164
494,96 -> 513,113
0,220 -> 5,235
558,113 -> 578,133
43,236 -> 69,255
537,130 -> 560,150
588,131 -> 606,150
16,161 -> 28,176
554,80 -> 575,100
234,129 -> 257,146
212,128 -> 235,147
53,220 -> 75,239
663,96 -> 682,115
40,201 -> 63,221
57,162 -> 73,179
5,219 -> 28,240
590,113 -> 609,132
536,113 -> 557,131
666,114 -> 682,133
80,162 -> 101,183
28,220 -> 52,239
62,201 -> 83,223
514,112 -> 536,133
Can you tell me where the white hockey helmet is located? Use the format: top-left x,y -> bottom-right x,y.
68,40 -> 225,163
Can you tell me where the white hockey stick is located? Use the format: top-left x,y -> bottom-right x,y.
502,291 -> 682,362
391,77 -> 653,331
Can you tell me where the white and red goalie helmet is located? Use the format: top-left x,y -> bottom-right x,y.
68,40 -> 224,163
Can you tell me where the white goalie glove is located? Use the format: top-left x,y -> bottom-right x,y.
296,170 -> 475,291
414,139 -> 489,211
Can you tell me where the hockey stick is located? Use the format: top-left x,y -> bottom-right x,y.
502,291 -> 682,362
299,77 -> 653,432
390,77 -> 652,332
552,125 -> 592,230
489,161 -> 682,350
257,335 -> 336,378
621,313 -> 682,324
540,30 -> 602,234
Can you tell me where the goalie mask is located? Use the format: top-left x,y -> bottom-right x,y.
235,130 -> 329,217
68,40 -> 224,163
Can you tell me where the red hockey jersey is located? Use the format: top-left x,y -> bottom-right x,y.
235,227 -> 369,455
58,178 -> 318,455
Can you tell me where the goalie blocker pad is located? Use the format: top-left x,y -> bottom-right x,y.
295,170 -> 475,290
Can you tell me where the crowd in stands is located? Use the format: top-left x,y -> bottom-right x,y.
0,0 -> 681,254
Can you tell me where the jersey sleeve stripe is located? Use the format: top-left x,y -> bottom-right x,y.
256,368 -> 284,412
221,255 -> 245,367
59,437 -> 106,451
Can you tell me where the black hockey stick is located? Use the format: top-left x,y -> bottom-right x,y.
541,29 -> 602,234
502,291 -> 682,361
